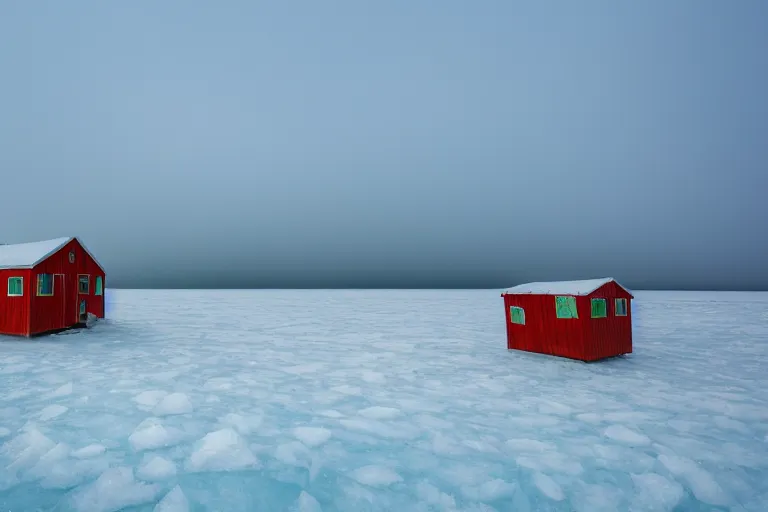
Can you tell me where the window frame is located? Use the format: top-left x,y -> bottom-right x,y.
591,298 -> 607,318
95,276 -> 103,296
615,298 -> 628,316
78,274 -> 90,294
37,273 -> 54,297
7,277 -> 23,297
555,295 -> 579,319
510,306 -> 525,325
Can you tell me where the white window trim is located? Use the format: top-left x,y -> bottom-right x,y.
7,277 -> 23,297
37,274 -> 55,297
78,274 -> 90,294
615,298 -> 628,316
95,276 -> 104,296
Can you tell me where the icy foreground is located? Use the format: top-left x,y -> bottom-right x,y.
1,290 -> 767,511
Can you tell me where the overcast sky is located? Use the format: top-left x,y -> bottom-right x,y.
1,1 -> 766,290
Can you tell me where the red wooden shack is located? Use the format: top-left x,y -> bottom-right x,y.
0,237 -> 106,337
501,277 -> 633,362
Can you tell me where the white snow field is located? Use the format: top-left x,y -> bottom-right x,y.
1,289 -> 767,511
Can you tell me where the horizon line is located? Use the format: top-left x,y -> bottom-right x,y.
102,287 -> 768,293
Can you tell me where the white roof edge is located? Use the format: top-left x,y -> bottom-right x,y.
0,236 -> 106,273
502,277 -> 634,297
32,237 -> 75,268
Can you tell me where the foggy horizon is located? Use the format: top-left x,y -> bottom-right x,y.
2,1 -> 767,292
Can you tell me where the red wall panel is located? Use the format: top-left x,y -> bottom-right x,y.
0,269 -> 31,336
585,281 -> 633,361
503,294 -> 588,360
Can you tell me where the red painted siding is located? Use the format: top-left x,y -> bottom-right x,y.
29,239 -> 105,336
0,269 -> 32,336
584,281 -> 633,361
503,294 -> 588,360
502,280 -> 633,362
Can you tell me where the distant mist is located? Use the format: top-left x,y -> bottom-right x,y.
1,1 -> 767,291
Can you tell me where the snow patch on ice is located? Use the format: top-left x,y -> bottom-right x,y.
152,392 -> 193,416
505,438 -> 556,452
283,363 -> 325,375
358,406 -> 401,420
461,478 -> 517,502
133,390 -> 168,410
339,418 -> 418,439
274,441 -> 313,468
51,382 -> 73,397
360,371 -> 386,383
186,428 -> 258,472
533,472 -> 564,501
415,481 -> 457,509
0,427 -> 11,438
72,444 -> 106,459
658,454 -> 730,506
603,425 -> 651,446
39,405 -> 68,421
349,465 -> 402,487
293,426 -> 332,447
154,485 -> 189,512
137,455 -> 177,481
630,472 -> 684,511
331,384 -> 362,396
2,428 -> 56,473
70,466 -> 160,512
572,483 -> 625,512
290,490 -> 323,512
217,412 -> 263,435
32,442 -> 71,471
128,418 -> 184,451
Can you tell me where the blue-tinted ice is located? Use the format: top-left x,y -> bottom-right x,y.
1,290 -> 767,511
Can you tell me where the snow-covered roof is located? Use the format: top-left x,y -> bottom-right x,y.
0,236 -> 105,272
502,277 -> 632,297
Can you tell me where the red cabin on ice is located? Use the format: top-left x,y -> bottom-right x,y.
501,277 -> 633,362
0,237 -> 106,337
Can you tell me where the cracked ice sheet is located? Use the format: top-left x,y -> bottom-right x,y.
0,289 -> 767,511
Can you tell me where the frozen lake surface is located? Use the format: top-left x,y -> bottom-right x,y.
1,289 -> 767,511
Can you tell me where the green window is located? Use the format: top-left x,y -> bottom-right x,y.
7,277 -> 23,296
591,298 -> 607,318
95,276 -> 103,296
555,295 -> 578,319
78,275 -> 90,294
615,298 -> 628,316
510,306 -> 525,325
37,274 -> 54,296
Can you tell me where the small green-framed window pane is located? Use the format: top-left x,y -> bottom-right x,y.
591,298 -> 607,318
78,275 -> 90,294
510,306 -> 525,325
555,295 -> 578,319
7,277 -> 23,296
37,274 -> 53,296
95,276 -> 103,296
615,298 -> 628,316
